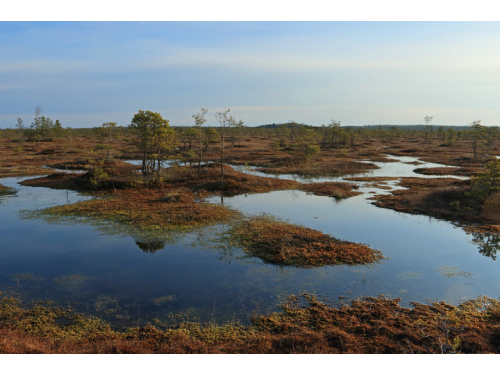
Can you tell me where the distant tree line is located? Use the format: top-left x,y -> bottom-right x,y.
3,107 -> 500,168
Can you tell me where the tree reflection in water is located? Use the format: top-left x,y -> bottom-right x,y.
135,239 -> 167,253
471,232 -> 500,261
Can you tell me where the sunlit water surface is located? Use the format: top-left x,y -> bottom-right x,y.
0,155 -> 498,327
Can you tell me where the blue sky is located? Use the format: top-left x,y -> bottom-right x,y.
2,21 -> 500,128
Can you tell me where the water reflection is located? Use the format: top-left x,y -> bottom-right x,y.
472,232 -> 500,261
135,239 -> 167,253
0,187 -> 17,204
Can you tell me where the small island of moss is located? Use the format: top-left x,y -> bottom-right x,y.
0,183 -> 15,195
229,216 -> 383,267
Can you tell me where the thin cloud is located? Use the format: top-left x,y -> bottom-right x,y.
0,59 -> 90,74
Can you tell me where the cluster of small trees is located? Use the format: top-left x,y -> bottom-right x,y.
453,159 -> 500,213
462,120 -> 500,160
420,116 -> 500,155
128,108 -> 244,181
472,159 -> 500,197
16,106 -> 64,141
268,120 -> 362,158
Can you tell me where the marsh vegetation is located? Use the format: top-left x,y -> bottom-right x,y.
229,216 -> 383,267
2,114 -> 500,353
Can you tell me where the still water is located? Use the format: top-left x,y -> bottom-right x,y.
0,156 -> 498,327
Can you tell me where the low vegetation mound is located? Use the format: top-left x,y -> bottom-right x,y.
371,177 -> 478,221
0,165 -> 57,178
1,293 -> 500,353
363,156 -> 400,163
40,187 -> 238,233
345,177 -> 400,182
299,182 -> 362,199
251,294 -> 500,354
20,163 -> 302,196
20,159 -> 139,191
0,183 -> 15,195
371,161 -> 500,231
21,163 -> 363,202
229,216 -> 383,267
413,167 -> 483,177
20,172 -> 86,190
164,163 -> 300,196
259,159 -> 379,177
48,158 -> 135,172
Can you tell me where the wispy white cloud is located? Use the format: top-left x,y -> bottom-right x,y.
3,35 -> 500,78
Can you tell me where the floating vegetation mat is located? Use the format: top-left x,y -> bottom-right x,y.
54,274 -> 87,287
299,182 -> 362,199
436,266 -> 473,279
398,271 -> 425,280
10,273 -> 44,288
151,295 -> 177,306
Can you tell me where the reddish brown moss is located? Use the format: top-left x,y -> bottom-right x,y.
22,164 -> 364,203
21,163 -> 301,196
413,167 -> 483,177
1,133 -> 498,181
259,159 -> 379,177
20,172 -> 85,190
370,177 -> 489,224
0,183 -> 15,195
299,182 -> 362,199
163,164 -> 300,196
2,294 -> 500,353
345,176 -> 399,182
0,165 -> 57,178
230,217 -> 383,267
43,187 -> 237,231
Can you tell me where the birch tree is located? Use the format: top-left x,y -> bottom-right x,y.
214,108 -> 238,182
192,108 -> 208,169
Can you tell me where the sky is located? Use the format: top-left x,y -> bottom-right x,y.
2,20 -> 500,128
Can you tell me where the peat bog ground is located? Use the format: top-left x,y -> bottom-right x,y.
2,130 -> 500,353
